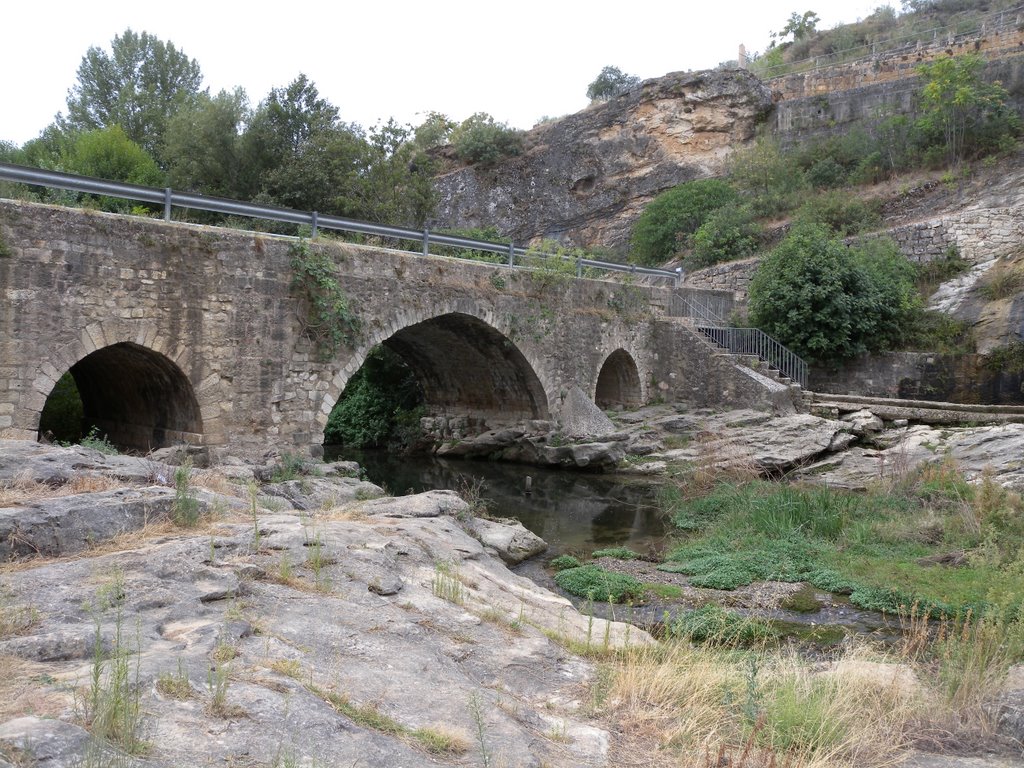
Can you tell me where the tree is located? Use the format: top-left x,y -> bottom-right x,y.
586,66 -> 641,102
915,53 -> 1020,165
772,10 -> 820,45
748,224 -> 920,363
62,125 -> 163,186
689,204 -> 762,269
341,120 -> 437,227
164,88 -> 250,198
727,135 -> 807,216
413,111 -> 457,150
63,29 -> 203,161
630,179 -> 737,266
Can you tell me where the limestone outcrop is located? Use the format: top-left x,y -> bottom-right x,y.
0,440 -> 649,768
430,69 -> 772,252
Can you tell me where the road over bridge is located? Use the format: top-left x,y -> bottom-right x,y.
0,199 -> 794,455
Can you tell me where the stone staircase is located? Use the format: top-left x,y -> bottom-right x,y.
671,317 -> 812,411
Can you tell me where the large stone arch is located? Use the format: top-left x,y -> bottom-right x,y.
318,303 -> 553,435
22,319 -> 225,449
595,348 -> 643,409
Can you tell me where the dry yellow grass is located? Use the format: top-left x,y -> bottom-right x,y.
0,471 -> 127,507
599,641 -> 920,768
0,655 -> 68,721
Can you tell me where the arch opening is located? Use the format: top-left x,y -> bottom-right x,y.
38,342 -> 203,452
325,313 -> 549,451
595,349 -> 642,410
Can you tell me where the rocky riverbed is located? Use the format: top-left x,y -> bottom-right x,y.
1,418 -> 1023,767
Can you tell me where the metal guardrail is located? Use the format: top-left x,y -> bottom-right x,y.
0,162 -> 682,285
697,326 -> 808,389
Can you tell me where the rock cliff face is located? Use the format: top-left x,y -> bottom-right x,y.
430,69 -> 773,253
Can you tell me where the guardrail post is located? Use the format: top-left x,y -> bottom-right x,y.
311,211 -> 319,239
507,243 -> 515,268
576,258 -> 582,278
163,188 -> 172,222
422,229 -> 430,257
675,266 -> 683,288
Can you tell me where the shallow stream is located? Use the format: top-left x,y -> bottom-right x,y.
333,448 -> 903,645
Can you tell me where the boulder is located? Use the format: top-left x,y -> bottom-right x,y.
359,489 -> 469,518
0,487 -> 177,559
468,517 -> 548,564
560,386 -> 616,439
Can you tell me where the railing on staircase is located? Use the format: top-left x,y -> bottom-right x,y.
669,291 -> 809,389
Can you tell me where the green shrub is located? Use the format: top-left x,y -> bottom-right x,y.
748,225 -> 921,363
794,190 -> 880,235
667,605 -> 776,645
727,135 -> 807,217
591,547 -> 641,561
630,179 -> 737,266
451,113 -> 523,168
38,372 -> 84,444
687,204 -> 762,269
549,555 -> 582,571
553,565 -> 644,603
325,346 -> 422,449
806,157 -> 848,189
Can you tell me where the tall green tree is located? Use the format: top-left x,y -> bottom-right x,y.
63,29 -> 203,161
915,53 -> 1020,165
164,88 -> 250,198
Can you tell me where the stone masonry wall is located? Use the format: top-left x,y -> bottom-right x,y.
0,200 -> 794,455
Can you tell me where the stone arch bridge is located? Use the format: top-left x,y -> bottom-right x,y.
0,200 -> 793,456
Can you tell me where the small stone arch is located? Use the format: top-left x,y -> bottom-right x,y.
38,342 -> 203,452
24,319 -> 223,449
595,349 -> 643,410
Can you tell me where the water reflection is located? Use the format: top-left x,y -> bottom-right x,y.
332,448 -> 670,556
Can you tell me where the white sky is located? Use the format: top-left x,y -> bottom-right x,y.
4,0 -> 883,146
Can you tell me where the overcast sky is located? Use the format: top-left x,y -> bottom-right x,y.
4,0 -> 884,146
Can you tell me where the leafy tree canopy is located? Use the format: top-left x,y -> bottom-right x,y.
586,66 -> 641,102
748,223 -> 920,363
915,53 -> 1021,165
63,28 -> 203,162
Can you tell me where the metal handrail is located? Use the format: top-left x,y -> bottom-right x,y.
666,291 -> 807,387
0,162 -> 682,285
696,326 -> 808,388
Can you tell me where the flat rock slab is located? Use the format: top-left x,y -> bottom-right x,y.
0,490 -> 650,767
0,487 -> 177,559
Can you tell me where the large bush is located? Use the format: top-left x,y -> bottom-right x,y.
630,179 -> 737,266
688,203 -> 762,269
325,346 -> 422,448
748,224 -> 920,363
451,113 -> 523,168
